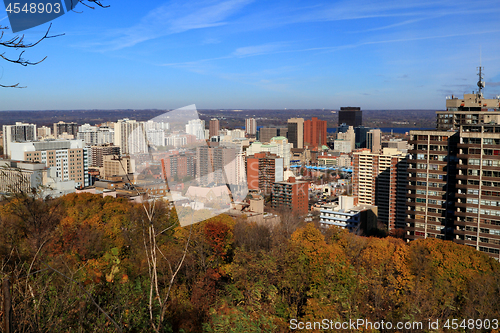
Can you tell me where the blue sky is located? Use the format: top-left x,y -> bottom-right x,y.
1,0 -> 500,110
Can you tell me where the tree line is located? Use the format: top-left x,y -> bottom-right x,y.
1,192 -> 499,332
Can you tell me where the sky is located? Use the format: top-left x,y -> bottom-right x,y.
1,0 -> 500,111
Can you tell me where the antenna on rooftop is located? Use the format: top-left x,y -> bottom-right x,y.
477,46 -> 485,96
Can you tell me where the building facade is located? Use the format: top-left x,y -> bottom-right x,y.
245,118 -> 257,136
3,122 -> 37,158
353,148 -> 408,231
246,152 -> 284,194
303,117 -> 327,149
287,118 -> 304,149
271,177 -> 309,215
209,119 -> 220,138
339,107 -> 362,127
259,127 -> 278,143
10,140 -> 89,187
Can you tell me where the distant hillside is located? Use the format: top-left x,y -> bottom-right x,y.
0,109 -> 438,129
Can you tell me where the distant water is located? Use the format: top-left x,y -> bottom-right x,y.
327,127 -> 433,134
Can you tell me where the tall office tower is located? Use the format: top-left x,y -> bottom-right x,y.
287,118 -> 304,149
246,152 -> 284,195
114,119 -> 148,155
367,129 -> 382,153
10,140 -> 89,187
77,124 -> 114,146
271,177 -> 309,215
2,122 -> 37,158
53,121 -> 78,138
90,144 -> 121,167
245,118 -> 257,136
405,131 -> 459,241
303,117 -> 327,149
258,127 -> 277,143
339,107 -> 362,127
353,148 -> 408,231
37,126 -> 52,139
209,118 -> 220,138
186,119 -> 206,140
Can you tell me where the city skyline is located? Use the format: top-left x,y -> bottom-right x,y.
1,0 -> 500,111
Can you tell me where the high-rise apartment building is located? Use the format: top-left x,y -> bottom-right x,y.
405,131 -> 459,241
246,152 -> 284,194
406,67 -> 500,259
186,119 -> 206,140
37,126 -> 52,139
339,107 -> 362,127
353,148 -> 408,231
196,145 -> 240,186
2,122 -> 37,158
54,121 -> 78,138
245,118 -> 257,136
271,177 -> 309,215
77,124 -> 114,146
287,118 -> 304,149
303,117 -> 327,149
114,119 -> 148,155
455,124 -> 500,258
209,119 -> 220,138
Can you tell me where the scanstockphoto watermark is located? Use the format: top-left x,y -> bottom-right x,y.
129,105 -> 248,227
290,318 -> 499,331
290,318 -> 424,331
3,0 -> 79,32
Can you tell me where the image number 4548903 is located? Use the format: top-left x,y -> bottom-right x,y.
3,0 -> 78,33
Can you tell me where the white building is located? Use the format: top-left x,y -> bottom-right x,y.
37,126 -> 52,139
165,134 -> 187,148
114,119 -> 148,155
147,129 -> 165,147
186,119 -> 206,141
9,140 -> 89,188
319,196 -> 377,232
77,124 -> 114,146
334,139 -> 352,153
245,137 -> 293,168
336,126 -> 355,152
3,122 -> 37,158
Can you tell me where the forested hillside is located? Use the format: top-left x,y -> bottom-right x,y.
1,193 -> 499,332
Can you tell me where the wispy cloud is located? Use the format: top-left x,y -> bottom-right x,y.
80,0 -> 253,51
232,42 -> 289,57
